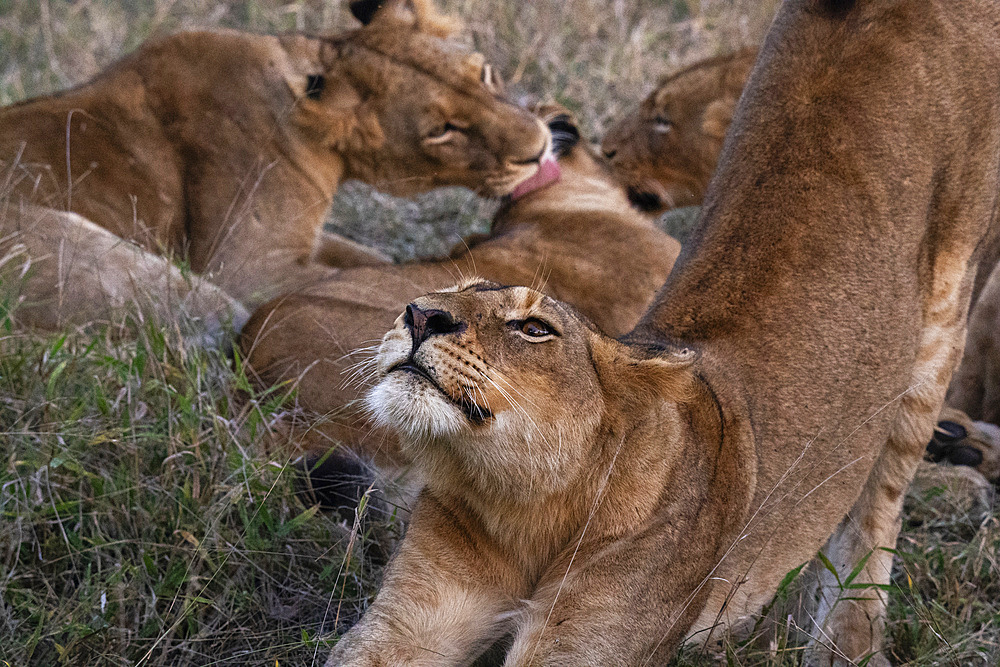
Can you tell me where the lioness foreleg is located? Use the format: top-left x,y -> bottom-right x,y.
2,204 -> 248,346
503,534 -> 713,666
312,231 -> 393,268
326,494 -> 522,667
805,258 -> 975,667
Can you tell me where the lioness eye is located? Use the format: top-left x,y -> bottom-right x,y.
425,122 -> 459,144
654,115 -> 673,133
520,319 -> 553,337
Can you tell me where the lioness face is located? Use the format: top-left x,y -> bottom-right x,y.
365,281 -> 605,495
601,50 -> 756,214
601,86 -> 721,214
293,0 -> 552,198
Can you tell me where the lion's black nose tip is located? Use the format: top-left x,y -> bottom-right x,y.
602,147 -> 617,160
405,304 -> 464,348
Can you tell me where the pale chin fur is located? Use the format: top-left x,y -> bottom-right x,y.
364,374 -> 467,442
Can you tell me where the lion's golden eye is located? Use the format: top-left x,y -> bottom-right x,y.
519,318 -> 554,338
654,115 -> 673,134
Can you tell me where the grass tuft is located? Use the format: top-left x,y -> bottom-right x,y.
1,1 -> 998,665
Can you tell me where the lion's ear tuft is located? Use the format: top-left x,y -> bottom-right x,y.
592,336 -> 697,405
351,0 -> 459,38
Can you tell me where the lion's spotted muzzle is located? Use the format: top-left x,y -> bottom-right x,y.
387,303 -> 493,424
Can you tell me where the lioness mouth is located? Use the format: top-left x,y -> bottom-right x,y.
391,360 -> 494,424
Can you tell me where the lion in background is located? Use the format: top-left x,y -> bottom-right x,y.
0,0 -> 550,343
601,47 -> 757,214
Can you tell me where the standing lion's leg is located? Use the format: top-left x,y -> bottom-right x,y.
805,257 -> 975,667
2,204 -> 248,346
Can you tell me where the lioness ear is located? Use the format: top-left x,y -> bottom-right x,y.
350,0 -> 459,38
591,335 -> 697,405
529,104 -> 580,156
701,97 -> 737,140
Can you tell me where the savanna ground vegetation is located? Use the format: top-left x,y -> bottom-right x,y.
1,1 -> 997,664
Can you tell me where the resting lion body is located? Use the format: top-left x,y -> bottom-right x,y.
328,1 -> 1000,665
240,111 -> 680,472
0,0 -> 549,342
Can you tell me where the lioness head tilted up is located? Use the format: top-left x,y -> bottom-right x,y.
365,281 -> 695,498
328,281 -> 699,665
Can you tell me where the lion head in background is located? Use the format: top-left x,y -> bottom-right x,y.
601,48 -> 757,214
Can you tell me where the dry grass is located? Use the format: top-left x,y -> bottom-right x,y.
1,1 -> 998,665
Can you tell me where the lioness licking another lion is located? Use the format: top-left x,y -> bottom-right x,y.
0,0 -> 550,344
327,1 -> 1000,665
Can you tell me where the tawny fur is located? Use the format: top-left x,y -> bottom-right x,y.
327,1 -> 1000,665
239,110 -> 681,472
604,42 -> 1000,484
0,0 -> 549,342
601,47 -> 758,214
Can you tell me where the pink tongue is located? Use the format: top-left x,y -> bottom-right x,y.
512,158 -> 561,200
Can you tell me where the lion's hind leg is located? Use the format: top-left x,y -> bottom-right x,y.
805,260 -> 976,667
948,258 -> 1000,423
0,204 -> 248,347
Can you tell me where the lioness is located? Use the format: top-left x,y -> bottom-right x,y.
600,47 -> 757,214
240,108 -> 680,473
327,1 -> 1000,665
602,41 -> 1000,485
0,0 -> 549,341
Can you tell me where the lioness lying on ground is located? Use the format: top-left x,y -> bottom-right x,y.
326,0 -> 1000,664
240,108 -> 681,482
0,0 -> 549,343
600,47 -> 757,214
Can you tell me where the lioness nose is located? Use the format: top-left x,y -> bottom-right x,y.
405,304 -> 464,348
602,147 -> 617,160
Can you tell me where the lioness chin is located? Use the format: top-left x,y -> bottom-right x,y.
0,0 -> 549,344
327,0 -> 1000,664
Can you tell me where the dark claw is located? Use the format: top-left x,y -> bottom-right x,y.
934,420 -> 968,443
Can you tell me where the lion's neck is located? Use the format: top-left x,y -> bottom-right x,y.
421,400 -> 706,582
